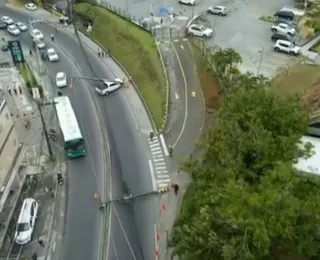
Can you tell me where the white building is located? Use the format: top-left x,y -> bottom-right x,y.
0,93 -> 25,213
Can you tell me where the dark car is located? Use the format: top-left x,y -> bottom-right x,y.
275,10 -> 294,21
0,22 -> 7,29
271,32 -> 296,44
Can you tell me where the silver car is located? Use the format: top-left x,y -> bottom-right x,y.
208,6 -> 227,16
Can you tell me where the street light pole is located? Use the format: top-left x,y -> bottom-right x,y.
256,45 -> 264,77
37,101 -> 54,160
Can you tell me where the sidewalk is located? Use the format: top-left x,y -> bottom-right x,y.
0,29 -> 66,259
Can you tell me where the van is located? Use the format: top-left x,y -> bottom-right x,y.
274,10 -> 294,21
14,198 -> 39,245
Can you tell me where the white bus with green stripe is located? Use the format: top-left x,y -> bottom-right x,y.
54,96 -> 85,158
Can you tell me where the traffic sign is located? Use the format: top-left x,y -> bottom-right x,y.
8,40 -> 25,65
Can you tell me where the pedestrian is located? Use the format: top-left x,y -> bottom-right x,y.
173,184 -> 179,195
37,236 -> 45,247
29,49 -> 33,56
18,86 -> 22,94
1,36 -> 4,42
32,252 -> 38,260
24,119 -> 30,129
97,48 -> 101,57
101,51 -> 104,58
50,34 -> 54,41
169,145 -> 173,157
149,131 -> 154,141
8,88 -> 12,95
13,87 -> 17,95
57,172 -> 63,185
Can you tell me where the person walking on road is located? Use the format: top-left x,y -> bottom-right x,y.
51,34 -> 54,41
169,145 -> 173,157
2,36 -> 4,42
173,184 -> 179,195
37,236 -> 45,247
97,48 -> 101,57
29,49 -> 33,56
13,88 -> 17,95
18,86 -> 22,95
8,88 -> 12,95
32,252 -> 38,260
149,131 -> 154,141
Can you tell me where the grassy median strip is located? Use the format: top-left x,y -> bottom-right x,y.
74,3 -> 166,130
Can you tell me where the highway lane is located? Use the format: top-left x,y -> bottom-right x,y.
1,7 -> 158,260
0,9 -> 106,259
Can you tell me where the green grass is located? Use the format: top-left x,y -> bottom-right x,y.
74,3 -> 166,130
259,14 -> 275,23
19,62 -> 43,96
310,39 -> 320,53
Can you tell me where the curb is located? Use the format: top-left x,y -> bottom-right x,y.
78,31 -> 158,132
156,42 -> 169,133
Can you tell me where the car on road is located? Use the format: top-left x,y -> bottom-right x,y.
56,72 -> 67,87
95,78 -> 123,95
16,22 -> 28,31
0,22 -> 7,29
274,40 -> 300,55
7,25 -> 20,36
1,16 -> 13,25
14,198 -> 39,245
187,24 -> 213,38
25,3 -> 37,11
30,28 -> 44,40
178,0 -> 195,6
47,48 -> 59,61
208,6 -> 227,16
271,23 -> 296,35
33,39 -> 46,50
271,32 -> 296,44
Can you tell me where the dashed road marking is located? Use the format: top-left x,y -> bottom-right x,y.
148,136 -> 170,190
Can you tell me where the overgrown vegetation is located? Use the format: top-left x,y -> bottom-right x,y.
19,62 -> 43,97
170,47 -> 320,259
74,3 -> 166,130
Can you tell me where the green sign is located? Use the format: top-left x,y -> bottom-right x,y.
8,40 -> 25,64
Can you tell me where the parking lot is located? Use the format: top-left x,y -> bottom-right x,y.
191,0 -> 302,77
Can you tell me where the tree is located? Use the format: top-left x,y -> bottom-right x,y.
170,78 -> 320,260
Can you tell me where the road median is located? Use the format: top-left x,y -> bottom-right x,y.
74,3 -> 166,130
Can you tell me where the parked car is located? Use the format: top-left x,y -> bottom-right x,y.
14,198 -> 39,245
274,10 -> 294,21
178,0 -> 195,5
271,32 -> 296,44
271,23 -> 296,35
95,79 -> 123,95
16,22 -> 28,31
25,3 -> 37,11
1,16 -> 14,25
208,6 -> 227,16
7,25 -> 20,36
274,40 -> 300,55
187,24 -> 213,38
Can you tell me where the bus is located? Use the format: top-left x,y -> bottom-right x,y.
53,96 -> 85,158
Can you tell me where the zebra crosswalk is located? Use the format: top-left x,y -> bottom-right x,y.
149,136 -> 170,190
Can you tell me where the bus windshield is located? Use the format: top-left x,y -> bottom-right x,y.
65,139 -> 85,151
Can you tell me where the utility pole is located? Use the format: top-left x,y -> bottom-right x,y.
37,101 -> 54,160
256,45 -> 265,77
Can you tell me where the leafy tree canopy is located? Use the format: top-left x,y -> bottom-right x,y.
171,49 -> 320,260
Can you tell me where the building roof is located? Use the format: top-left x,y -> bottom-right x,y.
295,136 -> 320,175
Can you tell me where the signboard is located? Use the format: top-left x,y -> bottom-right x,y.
8,40 -> 25,64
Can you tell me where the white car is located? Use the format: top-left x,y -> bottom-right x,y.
1,16 -> 13,25
271,23 -> 296,35
187,24 -> 213,38
274,40 -> 300,55
56,72 -> 67,87
25,3 -> 37,11
16,22 -> 28,32
14,198 -> 39,245
30,29 -> 44,41
33,39 -> 45,49
178,0 -> 195,5
47,48 -> 59,62
208,6 -> 227,16
95,78 -> 123,95
7,25 -> 20,36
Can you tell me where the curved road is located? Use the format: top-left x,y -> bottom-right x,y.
1,6 -> 157,260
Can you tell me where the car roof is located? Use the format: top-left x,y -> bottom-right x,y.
57,72 -> 65,77
47,48 -> 55,52
33,28 -> 40,32
17,198 -> 37,223
276,39 -> 292,44
214,5 -> 226,9
275,10 -> 294,17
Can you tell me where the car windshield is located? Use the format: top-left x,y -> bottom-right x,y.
17,223 -> 30,232
34,31 -> 40,36
57,75 -> 65,81
65,139 -> 85,150
48,50 -> 55,55
10,25 -> 17,29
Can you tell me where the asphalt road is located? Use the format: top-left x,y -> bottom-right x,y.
1,7 -> 157,260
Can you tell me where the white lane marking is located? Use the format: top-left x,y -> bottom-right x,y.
158,183 -> 170,187
157,174 -> 170,178
154,224 -> 158,255
149,138 -> 159,143
153,153 -> 164,158
112,241 -> 119,260
149,160 -> 157,191
157,178 -> 170,182
156,169 -> 168,173
150,143 -> 160,148
152,150 -> 162,155
154,162 -> 166,166
154,158 -> 164,162
52,241 -> 56,252
155,166 -> 167,170
151,146 -> 161,152
160,134 -> 169,156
